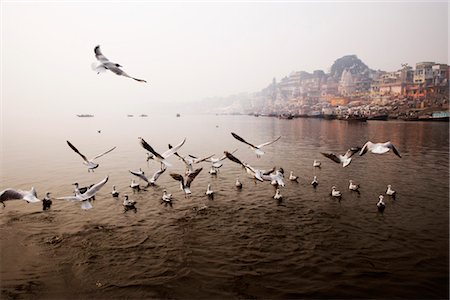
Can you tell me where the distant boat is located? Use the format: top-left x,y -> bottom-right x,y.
176,113 -> 181,117
368,114 -> 388,121
77,114 -> 94,117
139,114 -> 148,117
127,114 -> 134,117
279,113 -> 294,119
418,111 -> 449,122
344,114 -> 367,122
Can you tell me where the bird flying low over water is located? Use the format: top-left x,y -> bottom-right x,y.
359,141 -> 402,158
224,151 -> 264,182
66,141 -> 116,172
170,168 -> 203,197
92,45 -> 147,83
321,147 -> 361,167
231,132 -> 281,158
0,187 -> 41,207
57,176 -> 109,210
139,137 -> 186,168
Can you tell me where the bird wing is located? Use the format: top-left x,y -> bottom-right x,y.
386,142 -> 402,158
139,138 -> 165,160
186,168 -> 203,188
262,166 -> 276,176
344,147 -> 361,159
67,140 -> 89,163
129,170 -> 149,183
217,148 -> 237,162
231,132 -> 257,149
56,195 -> 80,201
359,141 -> 372,156
170,173 -> 185,188
94,45 -> 109,63
224,151 -> 244,166
193,154 -> 215,164
257,136 -> 281,148
150,166 -> 167,182
162,138 -> 186,158
0,189 -> 25,202
81,176 -> 109,199
91,146 -> 116,161
321,152 -> 342,164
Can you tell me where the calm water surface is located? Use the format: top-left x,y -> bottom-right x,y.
1,114 -> 448,299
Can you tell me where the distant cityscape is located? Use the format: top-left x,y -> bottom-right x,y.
202,55 -> 449,121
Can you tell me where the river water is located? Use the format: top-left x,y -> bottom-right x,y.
0,114 -> 448,299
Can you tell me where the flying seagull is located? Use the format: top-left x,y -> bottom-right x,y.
321,147 -> 361,167
139,137 -> 186,168
170,167 -> 203,197
224,151 -> 264,182
92,45 -> 147,83
57,176 -> 109,210
231,132 -> 281,158
66,140 -> 116,172
359,141 -> 402,158
0,187 -> 41,207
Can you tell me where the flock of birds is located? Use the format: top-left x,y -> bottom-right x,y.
1,130 -> 401,213
0,45 -> 402,214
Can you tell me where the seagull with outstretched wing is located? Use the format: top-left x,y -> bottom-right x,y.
92,45 -> 147,83
139,137 -> 186,168
231,132 -> 280,158
321,147 -> 361,167
359,141 -> 402,158
170,168 -> 203,197
57,176 -> 109,210
66,140 -> 116,172
0,187 -> 41,207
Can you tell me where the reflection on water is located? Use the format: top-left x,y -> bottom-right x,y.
1,114 -> 448,299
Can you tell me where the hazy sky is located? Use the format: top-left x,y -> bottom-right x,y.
1,1 -> 448,116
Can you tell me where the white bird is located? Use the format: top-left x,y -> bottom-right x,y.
139,137 -> 186,168
349,180 -> 360,191
162,190 -> 172,202
377,195 -> 386,212
66,140 -> 116,172
57,176 -> 109,210
386,184 -> 396,196
170,168 -> 203,197
209,166 -> 217,175
123,194 -> 136,208
224,151 -> 264,182
261,168 -> 285,187
231,132 -> 281,158
130,179 -> 140,192
0,187 -> 41,207
206,184 -> 214,199
321,147 -> 361,167
359,141 -> 402,158
92,45 -> 147,83
313,160 -> 321,167
111,185 -> 120,198
289,171 -> 299,182
129,168 -> 149,185
72,182 -> 93,195
273,188 -> 282,200
331,186 -> 341,197
235,177 -> 243,189
311,176 -> 318,188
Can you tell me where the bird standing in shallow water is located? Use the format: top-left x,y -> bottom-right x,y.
313,160 -> 321,167
235,177 -> 243,189
111,185 -> 119,198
